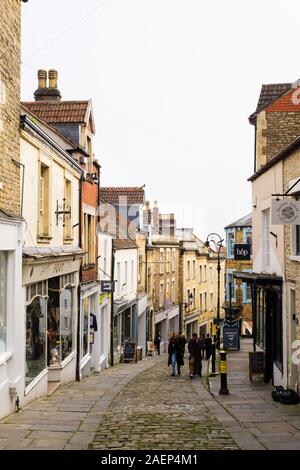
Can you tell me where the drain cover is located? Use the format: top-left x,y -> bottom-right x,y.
230,403 -> 253,409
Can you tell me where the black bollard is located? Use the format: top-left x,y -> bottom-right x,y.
219,350 -> 229,395
211,342 -> 216,374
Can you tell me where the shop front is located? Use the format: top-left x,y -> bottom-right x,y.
79,283 -> 100,378
235,272 -> 284,385
23,250 -> 81,402
92,292 -> 110,371
185,311 -> 200,339
137,293 -> 148,355
155,304 -> 180,352
113,300 -> 137,363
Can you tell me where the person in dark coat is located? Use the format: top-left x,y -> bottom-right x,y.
178,332 -> 187,362
205,333 -> 212,360
188,333 -> 202,378
168,332 -> 183,376
199,334 -> 206,359
154,331 -> 161,355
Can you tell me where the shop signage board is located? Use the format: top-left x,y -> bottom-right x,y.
223,321 -> 240,350
123,341 -> 137,363
272,199 -> 300,224
100,280 -> 115,293
234,244 -> 251,260
249,351 -> 265,381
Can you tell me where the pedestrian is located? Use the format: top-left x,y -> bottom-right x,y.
205,333 -> 212,360
168,332 -> 183,376
199,334 -> 205,359
188,333 -> 202,379
178,331 -> 187,361
154,331 -> 161,355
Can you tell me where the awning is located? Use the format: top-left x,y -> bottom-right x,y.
234,271 -> 282,285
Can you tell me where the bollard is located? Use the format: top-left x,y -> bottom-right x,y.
211,342 -> 216,374
219,350 -> 229,395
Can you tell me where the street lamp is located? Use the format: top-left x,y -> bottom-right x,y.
205,233 -> 224,350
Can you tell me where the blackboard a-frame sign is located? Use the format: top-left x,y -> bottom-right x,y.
123,341 -> 137,363
249,351 -> 265,381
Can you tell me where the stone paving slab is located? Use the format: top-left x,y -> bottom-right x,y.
207,338 -> 300,450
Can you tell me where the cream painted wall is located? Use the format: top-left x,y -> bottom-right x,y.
21,131 -> 81,248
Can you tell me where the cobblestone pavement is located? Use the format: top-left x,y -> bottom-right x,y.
90,359 -> 238,450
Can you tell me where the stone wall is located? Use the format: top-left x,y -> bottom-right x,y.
0,0 -> 21,216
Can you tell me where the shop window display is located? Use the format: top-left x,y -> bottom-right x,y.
0,252 -> 7,355
82,297 -> 89,358
25,296 -> 47,386
48,276 -> 74,365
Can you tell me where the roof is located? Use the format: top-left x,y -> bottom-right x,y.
21,100 -> 94,130
23,246 -> 83,259
225,213 -> 252,229
248,135 -> 300,182
249,83 -> 292,123
101,187 -> 145,206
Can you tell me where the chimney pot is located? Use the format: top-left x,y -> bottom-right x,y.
37,69 -> 47,89
48,69 -> 58,89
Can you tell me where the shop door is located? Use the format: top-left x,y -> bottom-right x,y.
289,288 -> 297,389
265,285 -> 283,383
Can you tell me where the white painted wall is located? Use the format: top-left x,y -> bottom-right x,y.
114,248 -> 138,304
0,218 -> 24,420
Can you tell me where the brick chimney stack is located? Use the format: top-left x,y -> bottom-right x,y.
34,69 -> 61,101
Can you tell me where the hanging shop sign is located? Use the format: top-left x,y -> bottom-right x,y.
234,244 -> 251,260
100,280 -> 115,293
272,199 -> 300,225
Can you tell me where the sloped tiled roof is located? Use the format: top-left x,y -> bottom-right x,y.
21,100 -> 90,124
225,213 -> 252,229
101,187 -> 145,206
249,83 -> 292,122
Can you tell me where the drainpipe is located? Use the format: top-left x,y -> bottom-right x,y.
76,173 -> 84,381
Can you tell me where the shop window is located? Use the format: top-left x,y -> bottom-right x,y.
82,297 -> 90,358
25,296 -> 47,386
48,276 -> 74,365
0,252 -> 7,355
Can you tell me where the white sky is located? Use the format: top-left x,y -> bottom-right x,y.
20,0 -> 300,240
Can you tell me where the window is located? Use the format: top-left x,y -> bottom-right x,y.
64,178 -> 72,240
295,225 -> 300,256
166,249 -> 170,273
193,288 -> 196,309
262,209 -> 270,268
204,266 -> 207,282
0,252 -> 7,355
171,249 -> 175,272
209,266 -> 213,283
125,261 -> 128,290
192,260 -> 195,279
245,230 -> 252,255
227,273 -> 235,300
200,294 -> 203,313
171,280 -> 175,302
166,281 -> 170,299
160,250 -> 164,274
117,262 -> 121,295
199,266 -> 202,283
187,261 -> 190,280
159,283 -> 164,308
204,292 -> 207,311
244,282 -> 251,303
83,214 -> 95,265
82,297 -> 89,358
131,260 -> 134,291
227,232 -> 234,258
210,293 -> 213,311
39,163 -> 50,236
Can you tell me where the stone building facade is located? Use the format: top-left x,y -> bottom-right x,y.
224,214 -> 253,334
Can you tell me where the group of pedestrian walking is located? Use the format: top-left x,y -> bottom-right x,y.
165,331 -> 213,378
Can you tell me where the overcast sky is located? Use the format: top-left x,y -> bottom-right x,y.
20,0 -> 300,240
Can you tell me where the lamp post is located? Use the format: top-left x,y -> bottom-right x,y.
205,233 -> 224,350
